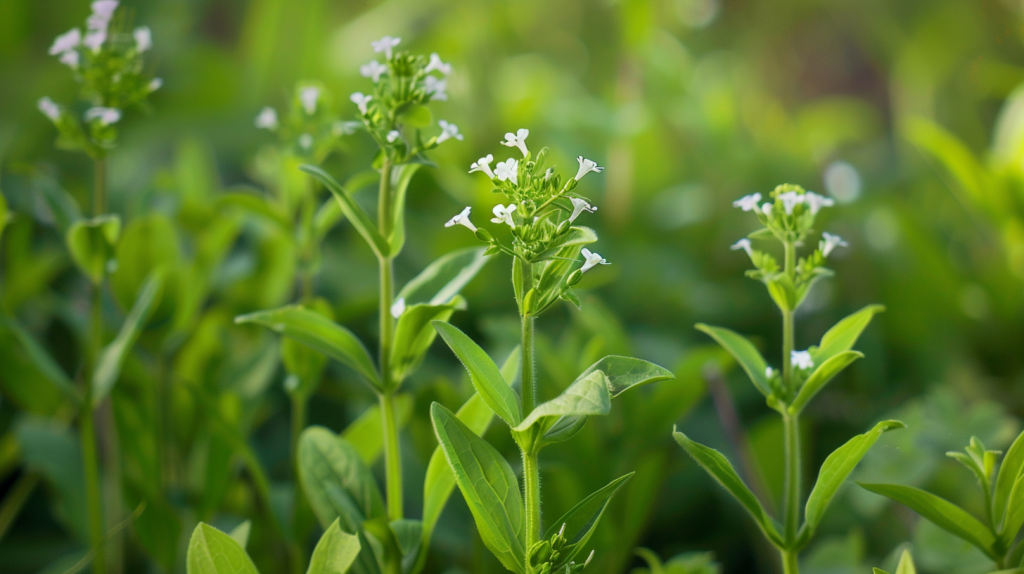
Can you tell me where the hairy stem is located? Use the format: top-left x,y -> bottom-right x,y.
782,412 -> 801,545
523,450 -> 541,565
520,262 -> 536,414
782,548 -> 799,574
380,392 -> 403,521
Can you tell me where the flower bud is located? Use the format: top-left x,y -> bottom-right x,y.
567,269 -> 583,286
523,288 -> 538,315
556,220 -> 571,235
474,228 -> 493,242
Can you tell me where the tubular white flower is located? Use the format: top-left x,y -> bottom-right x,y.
85,106 -> 121,126
38,97 -> 61,122
778,191 -> 804,215
255,106 -> 278,130
371,36 -> 401,60
574,157 -> 604,181
350,92 -> 372,115
436,120 -> 463,144
791,350 -> 814,370
83,29 -> 106,52
732,192 -> 761,212
730,238 -> 753,258
89,1 -> 119,22
386,130 -> 400,143
391,298 -> 406,319
300,87 -> 320,115
424,53 -> 452,75
49,28 -> 81,55
85,1 -> 117,50
359,60 -> 387,83
501,128 -> 530,157
59,50 -> 80,69
148,77 -> 163,92
580,248 -> 609,273
134,26 -> 152,52
819,232 -> 848,257
469,154 -> 495,179
494,158 -> 518,185
425,75 -> 448,101
445,206 -> 476,232
544,168 -> 553,181
804,191 -> 835,216
491,203 -> 517,228
761,202 -> 773,216
568,197 -> 597,222
298,134 -> 313,149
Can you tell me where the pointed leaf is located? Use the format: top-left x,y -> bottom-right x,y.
513,371 -> 611,432
307,519 -> 361,574
397,247 -> 489,307
695,324 -> 772,398
542,415 -> 589,445
809,305 -> 885,365
543,473 -> 633,565
533,226 -> 597,262
572,355 -> 674,398
996,429 -> 1024,528
433,321 -> 522,427
1001,474 -> 1024,546
789,351 -> 864,414
895,550 -> 917,574
388,163 -> 422,255
390,297 -> 464,386
229,521 -> 251,549
302,164 -> 389,257
186,523 -> 258,574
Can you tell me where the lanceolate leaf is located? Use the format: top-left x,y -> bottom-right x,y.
186,523 -> 258,574
433,321 -> 522,427
809,305 -> 885,365
788,351 -> 863,414
673,428 -> 782,546
388,163 -> 422,255
235,305 -> 381,390
995,429 -> 1024,528
307,519 -> 361,574
513,371 -> 611,433
543,473 -> 634,565
430,402 -> 526,574
572,356 -> 675,398
802,420 -> 905,538
859,482 -> 997,558
302,164 -> 389,258
1001,475 -> 1024,546
534,226 -> 597,262
390,297 -> 465,386
397,247 -> 489,307
695,324 -> 772,398
228,521 -> 251,549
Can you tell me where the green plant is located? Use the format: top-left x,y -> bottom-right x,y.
873,548 -> 916,574
430,130 -> 673,574
186,519 -> 359,574
675,184 -> 904,574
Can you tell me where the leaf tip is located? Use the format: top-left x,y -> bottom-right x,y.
878,420 -> 907,432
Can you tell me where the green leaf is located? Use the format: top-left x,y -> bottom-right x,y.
1001,474 -> 1024,546
235,305 -> 381,391
388,163 -> 422,255
218,190 -> 290,230
695,324 -> 772,398
433,321 -> 522,427
895,549 -> 917,574
341,394 -> 413,465
307,519 -> 361,574
390,297 -> 465,387
0,314 -> 79,403
572,355 -> 675,398
542,415 -> 589,444
673,428 -> 782,546
0,190 -> 9,242
399,104 -> 433,128
301,165 -> 389,258
282,298 -> 333,398
533,226 -> 597,262
135,497 -> 182,573
229,521 -> 251,549
543,473 -> 633,565
859,482 -> 997,558
802,420 -> 905,537
397,247 -> 489,307
513,371 -> 611,433
93,270 -> 165,406
34,174 -> 82,234
186,523 -> 258,574
110,214 -> 181,324
809,305 -> 885,366
788,351 -> 863,414
996,429 -> 1024,529
66,214 -> 121,284
430,402 -> 526,574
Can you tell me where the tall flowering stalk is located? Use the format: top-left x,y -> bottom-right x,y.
431,132 -> 672,574
677,184 -> 903,574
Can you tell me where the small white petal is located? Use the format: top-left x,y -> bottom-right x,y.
38,97 -> 61,122
580,248 -> 610,273
148,77 -> 163,92
298,133 -> 314,149
494,159 -> 519,185
424,53 -> 452,75
49,28 -> 82,55
730,238 -> 753,257
299,86 -> 320,115
435,120 -> 463,144
568,197 -> 597,223
255,106 -> 278,130
490,203 -> 517,228
133,26 -> 152,52
445,206 -> 476,232
371,35 -> 401,59
574,156 -> 604,181
350,92 -> 373,115
819,232 -> 848,257
501,128 -> 530,157
359,60 -> 387,83
85,106 -> 121,126
732,193 -> 761,212
791,350 -> 814,370
470,154 -> 496,179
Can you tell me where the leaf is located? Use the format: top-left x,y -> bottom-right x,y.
788,351 -> 864,414
433,321 -> 522,427
229,521 -> 251,549
1001,474 -> 1024,546
388,163 -> 422,255
66,214 -> 121,284
186,523 -> 258,574
572,355 -> 675,398
0,190 -> 9,241
695,324 -> 772,398
93,270 -> 165,406
313,171 -> 380,240
542,415 -> 589,444
858,483 -> 997,558
218,190 -> 290,230
0,313 -> 79,403
307,519 -> 361,574
802,420 -> 905,537
543,473 -> 633,565
34,174 -> 82,234
430,402 -> 526,573
341,394 -> 413,465
809,305 -> 885,366
513,371 -> 611,433
533,226 -> 597,262
301,164 -> 389,258
135,497 -> 182,573
390,297 -> 465,387
397,247 -> 489,307
673,428 -> 782,546
110,214 -> 181,323
235,305 -> 381,391
894,549 -> 916,574
399,104 -> 433,128
996,429 -> 1024,529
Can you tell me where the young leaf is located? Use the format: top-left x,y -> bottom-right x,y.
996,429 -> 1024,529
809,305 -> 885,365
533,226 -> 597,262
433,321 -> 522,427
673,428 -> 783,546
301,164 -> 389,258
802,420 -> 905,537
513,371 -> 611,433
543,472 -> 633,565
341,394 -> 413,465
788,351 -> 864,414
542,415 -> 589,445
1001,475 -> 1024,547
66,214 -> 121,284
695,324 -> 772,398
388,163 -> 422,255
235,305 -> 381,391
390,297 -> 465,386
572,355 -> 675,398
186,523 -> 258,574
859,483 -> 997,558
430,402 -> 526,574
229,521 -> 251,549
307,519 -> 361,574
396,247 -> 489,307
895,549 -> 917,574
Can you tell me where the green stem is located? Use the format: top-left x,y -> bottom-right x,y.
380,392 -> 403,521
290,396 -> 307,478
0,472 -> 40,542
520,262 -> 536,414
782,412 -> 801,545
94,158 -> 107,216
782,548 -> 799,574
782,240 -> 796,394
523,450 -> 541,566
83,286 -> 105,574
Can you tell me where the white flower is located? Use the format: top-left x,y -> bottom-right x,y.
333,121 -> 360,136
732,193 -> 761,212
778,191 -> 804,215
765,367 -> 775,379
791,350 -> 814,370
391,298 -> 406,319
133,26 -> 152,52
580,248 -> 609,273
89,1 -> 119,23
544,168 -> 553,181
298,134 -> 313,149
574,156 -> 604,181
386,130 -> 401,143
83,29 -> 106,52
59,50 -> 80,69
819,232 -> 848,257
501,128 -> 530,157
300,86 -> 320,115
494,158 -> 518,185
568,197 -> 597,223
38,97 -> 61,122
469,154 -> 495,179
85,106 -> 121,126
425,75 -> 448,101
436,120 -> 463,144
445,206 -> 476,232
255,106 -> 278,130
350,92 -> 372,115
371,35 -> 401,60
424,53 -> 452,75
730,238 -> 753,257
148,77 -> 163,92
761,202 -> 773,216
360,60 -> 387,83
804,191 -> 835,216
491,204 -> 517,228
49,28 -> 81,55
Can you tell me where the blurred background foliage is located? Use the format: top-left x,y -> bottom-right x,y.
3,0 -> 1024,573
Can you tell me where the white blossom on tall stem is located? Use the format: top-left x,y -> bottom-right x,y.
819,232 -> 848,257
371,36 -> 401,60
494,158 -> 518,185
470,154 -> 495,179
424,53 -> 452,75
300,87 -> 320,115
501,128 -> 530,157
580,248 -> 610,273
38,97 -> 61,122
568,197 -> 597,222
732,193 -> 761,212
491,204 -> 517,228
445,206 -> 476,232
360,60 -> 387,83
85,106 -> 121,126
49,29 -> 81,55
804,191 -> 835,215
791,350 -> 814,370
778,191 -> 804,215
435,120 -> 463,144
255,106 -> 278,130
730,238 -> 754,257
350,92 -> 372,115
425,75 -> 448,101
133,26 -> 152,52
574,157 -> 604,181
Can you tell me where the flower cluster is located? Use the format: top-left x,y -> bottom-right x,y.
349,36 -> 461,164
528,522 -> 596,574
255,82 -> 356,161
38,1 -> 160,157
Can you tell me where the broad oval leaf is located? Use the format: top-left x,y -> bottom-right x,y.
543,472 -> 633,566
390,297 -> 465,386
397,247 -> 489,307
308,519 -> 362,574
433,321 -> 522,427
235,305 -> 381,391
301,164 -> 389,258
572,356 -> 674,398
809,305 -> 885,365
788,351 -> 863,414
513,371 -> 611,433
186,523 -> 258,574
66,214 -> 121,284
996,429 -> 1024,529
695,324 -> 772,398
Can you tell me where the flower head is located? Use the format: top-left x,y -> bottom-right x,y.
298,133 -> 313,149
494,158 -> 518,185
424,53 -> 452,75
491,203 -> 517,228
445,206 -> 476,232
819,232 -> 848,257
580,248 -> 609,273
791,350 -> 814,370
148,77 -> 163,92
391,298 -> 406,319
501,128 -> 530,157
425,75 -> 448,101
469,154 -> 495,179
730,238 -> 753,258
387,130 -> 401,143
569,197 -> 597,223
804,191 -> 835,216
436,120 -> 463,144
89,1 -> 119,24
350,92 -> 372,115
49,28 -> 81,56
83,29 -> 106,52
38,97 -> 61,122
59,50 -> 80,69
85,106 -> 121,126
574,156 -> 604,181
761,202 -> 773,216
732,193 -> 762,212
778,191 -> 804,215
300,86 -> 320,115
134,26 -> 152,52
255,106 -> 278,130
360,60 -> 387,83
371,36 -> 401,60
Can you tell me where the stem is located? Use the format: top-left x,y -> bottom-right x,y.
0,472 -> 40,542
82,286 -> 105,574
782,240 -> 796,394
290,396 -> 307,478
520,262 -> 536,414
380,392 -> 403,521
94,158 -> 107,216
523,450 -> 541,564
781,549 -> 799,574
782,412 -> 801,545
519,259 -> 540,572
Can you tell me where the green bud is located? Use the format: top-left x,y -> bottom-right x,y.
523,288 -> 538,316
556,220 -> 571,235
475,227 -> 493,242
567,269 -> 583,286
